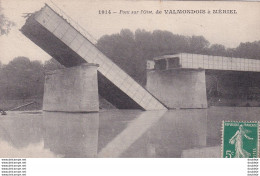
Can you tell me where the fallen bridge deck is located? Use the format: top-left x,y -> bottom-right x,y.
21,4 -> 166,110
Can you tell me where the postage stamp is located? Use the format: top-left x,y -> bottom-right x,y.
222,121 -> 259,158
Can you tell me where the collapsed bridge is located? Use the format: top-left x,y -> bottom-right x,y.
21,4 -> 167,111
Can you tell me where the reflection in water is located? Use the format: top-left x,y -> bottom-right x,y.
98,110 -> 167,157
0,140 -> 56,158
97,110 -> 143,153
43,112 -> 99,158
0,107 -> 259,158
181,146 -> 221,158
120,109 -> 208,157
0,112 -> 54,157
0,112 -> 43,148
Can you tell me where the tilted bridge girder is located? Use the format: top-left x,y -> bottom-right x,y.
21,4 -> 167,110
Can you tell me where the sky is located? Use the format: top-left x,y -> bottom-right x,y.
0,0 -> 260,64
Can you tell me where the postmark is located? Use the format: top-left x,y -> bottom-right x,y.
222,121 -> 259,158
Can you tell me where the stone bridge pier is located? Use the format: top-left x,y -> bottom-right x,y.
147,69 -> 207,109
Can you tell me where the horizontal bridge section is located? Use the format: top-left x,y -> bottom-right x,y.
154,53 -> 260,72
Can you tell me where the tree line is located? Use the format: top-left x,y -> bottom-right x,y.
0,29 -> 259,101
0,57 -> 63,100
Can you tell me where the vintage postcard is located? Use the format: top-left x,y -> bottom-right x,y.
0,0 -> 260,159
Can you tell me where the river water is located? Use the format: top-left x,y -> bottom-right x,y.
0,107 -> 259,158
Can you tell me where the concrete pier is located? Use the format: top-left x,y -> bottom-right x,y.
146,69 -> 207,109
43,64 -> 99,112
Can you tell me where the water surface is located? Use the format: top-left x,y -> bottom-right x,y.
0,107 -> 259,158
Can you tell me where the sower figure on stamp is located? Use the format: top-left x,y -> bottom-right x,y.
229,124 -> 253,158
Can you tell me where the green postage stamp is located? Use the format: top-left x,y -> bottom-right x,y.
222,121 -> 259,158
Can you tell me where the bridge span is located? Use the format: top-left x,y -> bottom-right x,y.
151,53 -> 260,72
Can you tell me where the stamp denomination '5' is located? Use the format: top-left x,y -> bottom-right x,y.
222,121 -> 259,158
